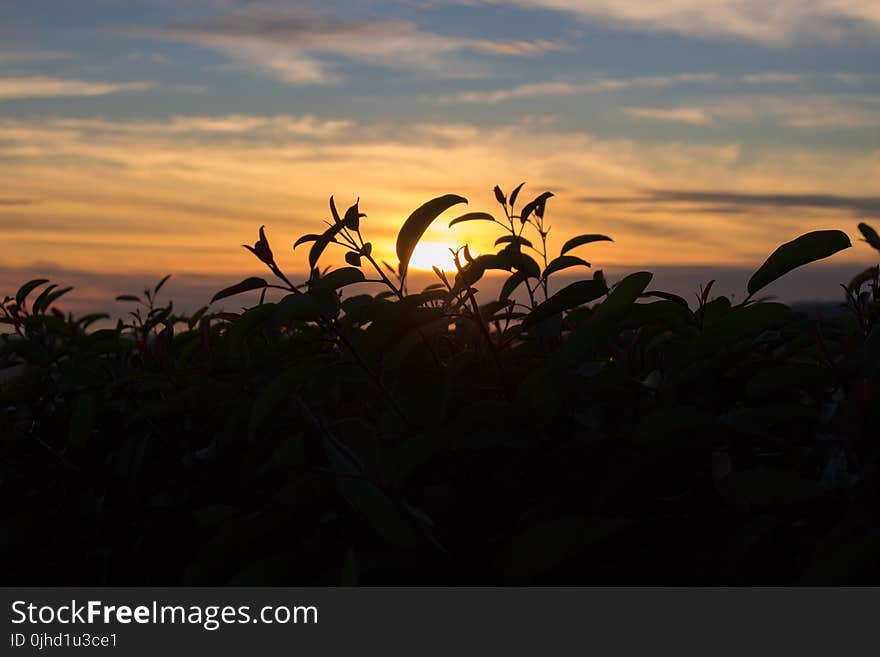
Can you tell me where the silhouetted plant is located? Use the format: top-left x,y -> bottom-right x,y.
1,188 -> 879,586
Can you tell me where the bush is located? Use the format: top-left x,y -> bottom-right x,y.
2,186 -> 879,584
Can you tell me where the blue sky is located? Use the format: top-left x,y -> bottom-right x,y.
1,0 -> 879,309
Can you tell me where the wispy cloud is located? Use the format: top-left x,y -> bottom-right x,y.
0,50 -> 70,64
579,190 -> 880,218
423,72 -> 719,104
623,106 -> 713,125
624,94 -> 880,128
502,0 -> 880,45
1,114 -> 877,280
0,76 -> 153,100
152,5 -> 568,85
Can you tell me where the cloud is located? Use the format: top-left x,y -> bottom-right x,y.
578,190 -> 880,218
500,0 -> 880,45
0,50 -> 70,64
623,94 -> 880,128
0,198 -> 39,206
152,5 -> 568,85
0,76 -> 153,100
423,72 -> 720,104
623,106 -> 713,125
1,113 -> 877,286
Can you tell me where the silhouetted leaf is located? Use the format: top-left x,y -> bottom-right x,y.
542,255 -> 591,279
748,230 -> 851,295
115,295 -> 141,303
495,235 -> 533,249
560,234 -> 613,256
493,185 -> 506,205
211,277 -> 268,304
312,267 -> 366,290
523,279 -> 608,329
154,274 -> 172,294
448,211 -> 495,228
33,286 -> 72,314
690,302 -> 793,358
397,194 -> 467,279
293,233 -> 322,249
858,222 -> 880,251
509,182 -> 526,209
345,251 -> 362,267
520,191 -> 553,223
554,271 -> 652,367
342,201 -> 362,230
499,271 -> 528,300
16,279 -> 49,306
329,196 -> 341,224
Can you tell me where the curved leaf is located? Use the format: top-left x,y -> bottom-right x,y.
748,230 -> 851,295
520,191 -> 553,224
542,255 -> 591,279
553,271 -> 653,367
560,234 -> 613,256
499,271 -> 527,301
397,194 -> 467,279
690,302 -> 793,358
33,286 -> 72,314
211,277 -> 268,304
16,279 -> 49,306
509,182 -> 526,209
293,233 -> 322,249
312,267 -> 366,290
495,235 -> 533,249
523,279 -> 608,329
448,211 -> 494,228
858,222 -> 880,252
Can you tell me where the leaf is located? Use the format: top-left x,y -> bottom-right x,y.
29,284 -> 56,313
397,194 -> 467,279
560,234 -> 613,256
495,235 -> 533,249
523,279 -> 608,329
312,267 -> 366,290
342,201 -> 361,230
499,271 -> 528,300
115,295 -> 141,303
520,191 -> 553,224
858,222 -> 880,252
493,185 -> 506,205
509,182 -> 526,209
329,196 -> 341,224
16,279 -> 49,306
748,230 -> 851,295
293,233 -> 322,249
308,224 -> 344,270
273,292 -> 335,324
553,271 -> 653,367
345,251 -> 362,267
448,211 -> 495,228
211,277 -> 268,304
690,302 -> 793,358
154,274 -> 172,295
33,286 -> 72,314
542,255 -> 591,278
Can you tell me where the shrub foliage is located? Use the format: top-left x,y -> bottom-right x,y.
2,186 -> 879,584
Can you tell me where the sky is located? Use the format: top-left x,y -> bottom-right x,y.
1,0 -> 879,312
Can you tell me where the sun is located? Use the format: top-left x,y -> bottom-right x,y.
407,241 -> 469,272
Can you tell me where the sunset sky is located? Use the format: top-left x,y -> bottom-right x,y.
1,0 -> 879,311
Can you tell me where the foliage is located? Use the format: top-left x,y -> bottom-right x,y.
2,185 -> 879,584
